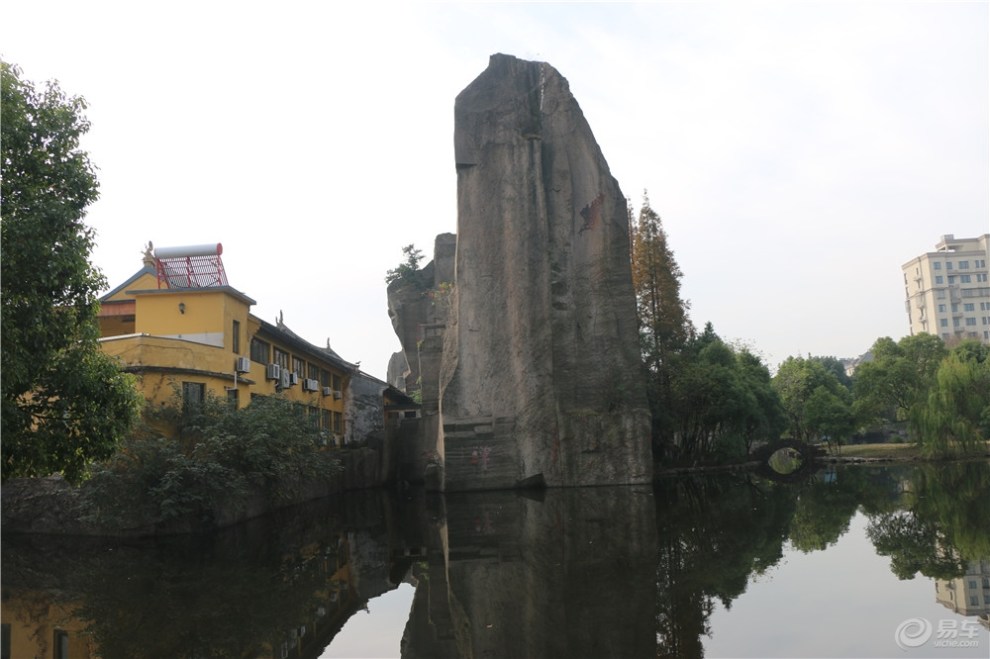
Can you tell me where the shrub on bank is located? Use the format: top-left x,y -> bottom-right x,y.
82,395 -> 342,530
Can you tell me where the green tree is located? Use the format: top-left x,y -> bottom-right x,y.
384,243 -> 425,286
852,334 -> 947,429
1,61 -> 141,483
911,342 -> 990,457
629,193 -> 693,455
735,349 -> 787,455
667,324 -> 784,462
83,394 -> 342,529
773,356 -> 853,449
630,192 -> 691,374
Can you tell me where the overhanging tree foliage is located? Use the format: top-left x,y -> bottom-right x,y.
1,61 -> 140,483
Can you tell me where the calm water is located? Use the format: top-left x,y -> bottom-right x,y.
2,462 -> 988,658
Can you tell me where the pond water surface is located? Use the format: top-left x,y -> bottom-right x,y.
2,461 -> 988,658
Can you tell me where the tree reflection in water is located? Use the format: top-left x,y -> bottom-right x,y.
1,462 -> 987,658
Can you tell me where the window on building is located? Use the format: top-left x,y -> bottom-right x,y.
946,262 -> 954,270
54,630 -> 69,659
308,363 -> 320,380
183,382 -> 205,410
959,261 -> 970,269
933,262 -> 941,270
227,388 -> 238,408
953,318 -> 961,327
232,320 -> 240,354
978,273 -> 989,282
333,411 -> 344,434
966,317 -> 976,326
332,373 -> 342,391
964,303 -> 975,312
274,347 -> 290,370
292,356 -> 305,377
948,276 -> 957,285
250,338 -> 270,363
960,274 -> 972,283
321,409 -> 331,432
935,275 -> 944,284
320,369 -> 331,387
937,304 -> 946,312
936,289 -> 946,299
940,318 -> 948,327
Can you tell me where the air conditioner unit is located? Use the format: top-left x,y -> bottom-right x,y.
288,372 -> 299,386
266,363 -> 281,380
280,370 -> 291,389
322,386 -> 333,396
235,357 -> 251,373
303,378 -> 319,392
333,390 -> 342,400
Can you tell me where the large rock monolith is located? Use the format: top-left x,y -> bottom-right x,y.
440,53 -> 651,489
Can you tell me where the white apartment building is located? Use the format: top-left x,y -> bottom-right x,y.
901,233 -> 990,345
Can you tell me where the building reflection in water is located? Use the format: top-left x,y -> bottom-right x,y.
934,559 -> 990,629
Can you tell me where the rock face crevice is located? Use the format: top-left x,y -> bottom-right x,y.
437,54 -> 651,489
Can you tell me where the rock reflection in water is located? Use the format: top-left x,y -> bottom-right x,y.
402,487 -> 657,658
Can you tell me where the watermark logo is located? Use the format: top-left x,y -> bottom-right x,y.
894,618 -> 932,650
895,617 -> 983,651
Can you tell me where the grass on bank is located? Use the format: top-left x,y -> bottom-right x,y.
833,441 -> 990,460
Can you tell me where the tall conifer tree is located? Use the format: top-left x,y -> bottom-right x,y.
630,192 -> 692,450
631,192 -> 691,373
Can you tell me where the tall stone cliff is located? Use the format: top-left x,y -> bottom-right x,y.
440,54 -> 651,489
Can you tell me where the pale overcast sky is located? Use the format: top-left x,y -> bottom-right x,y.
3,1 -> 988,379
